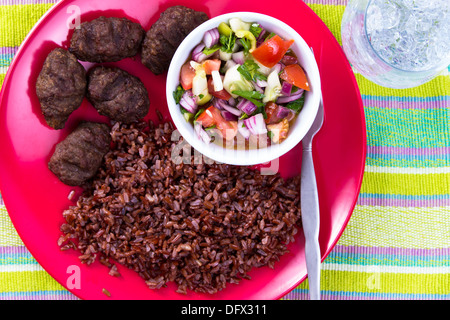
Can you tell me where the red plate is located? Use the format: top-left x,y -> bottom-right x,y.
0,0 -> 365,300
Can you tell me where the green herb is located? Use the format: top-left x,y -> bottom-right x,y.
205,124 -> 217,131
258,105 -> 268,119
265,32 -> 276,41
220,32 -> 236,53
173,85 -> 185,104
198,94 -> 204,100
239,37 -> 251,54
249,23 -> 262,38
285,95 -> 305,113
267,130 -> 274,139
232,90 -> 265,107
194,108 -> 205,120
237,60 -> 267,82
239,113 -> 249,120
203,44 -> 221,55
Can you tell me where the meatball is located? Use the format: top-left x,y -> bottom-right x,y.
36,48 -> 87,129
141,6 -> 208,75
48,121 -> 111,186
87,66 -> 150,123
69,16 -> 145,63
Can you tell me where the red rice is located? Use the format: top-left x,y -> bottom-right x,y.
58,120 -> 301,294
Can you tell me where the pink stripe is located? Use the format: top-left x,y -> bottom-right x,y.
0,245 -> 30,255
363,97 -> 449,109
0,46 -> 18,56
367,145 -> 450,156
357,196 -> 450,208
331,245 -> 450,257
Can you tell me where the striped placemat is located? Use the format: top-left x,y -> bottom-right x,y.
1,0 -> 449,300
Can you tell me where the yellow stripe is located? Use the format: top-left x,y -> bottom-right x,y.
0,206 -> 23,247
0,270 -> 65,292
356,73 -> 450,97
360,172 -> 450,196
0,73 -> 5,88
307,3 -> 346,45
296,269 -> 449,295
339,205 -> 450,248
0,3 -> 54,48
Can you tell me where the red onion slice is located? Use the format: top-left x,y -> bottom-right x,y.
256,79 -> 268,88
276,89 -> 304,104
232,51 -> 245,65
276,106 -> 291,119
244,113 -> 267,135
236,99 -> 257,115
222,103 -> 242,117
179,90 -> 197,113
192,43 -> 212,62
237,119 -> 251,139
213,98 -> 228,110
221,110 -> 238,121
194,121 -> 211,144
280,81 -> 293,96
272,63 -> 284,74
203,28 -> 220,48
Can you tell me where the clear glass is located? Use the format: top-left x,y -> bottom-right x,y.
341,0 -> 450,89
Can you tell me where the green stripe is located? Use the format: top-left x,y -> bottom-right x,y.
0,3 -> 54,48
296,270 -> 449,295
325,252 -> 450,268
365,107 -> 450,148
339,205 -> 450,248
366,156 -> 449,168
306,4 -> 345,45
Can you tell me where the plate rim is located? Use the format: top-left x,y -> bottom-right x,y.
0,0 -> 366,300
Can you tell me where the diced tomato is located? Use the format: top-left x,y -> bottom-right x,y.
267,119 -> 289,143
217,120 -> 238,141
251,35 -> 294,68
203,59 -> 221,75
180,62 -> 196,90
196,107 -> 216,128
264,102 -> 282,124
207,77 -> 232,100
280,64 -> 310,91
196,106 -> 237,140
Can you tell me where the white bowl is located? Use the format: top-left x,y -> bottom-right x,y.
166,12 -> 321,166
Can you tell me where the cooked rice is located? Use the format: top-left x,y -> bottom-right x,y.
58,120 -> 301,294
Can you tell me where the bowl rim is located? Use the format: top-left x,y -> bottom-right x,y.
166,11 -> 321,166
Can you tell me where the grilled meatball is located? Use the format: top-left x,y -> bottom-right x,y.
36,48 -> 86,129
141,6 -> 208,75
48,122 -> 111,186
87,66 -> 150,123
69,16 -> 145,63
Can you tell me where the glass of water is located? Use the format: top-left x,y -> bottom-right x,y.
341,0 -> 450,89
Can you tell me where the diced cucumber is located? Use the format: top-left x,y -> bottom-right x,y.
229,18 -> 251,32
263,70 -> 282,103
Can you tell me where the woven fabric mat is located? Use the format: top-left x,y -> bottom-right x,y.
0,0 -> 449,300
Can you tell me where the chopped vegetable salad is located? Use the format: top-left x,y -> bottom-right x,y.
173,18 -> 310,148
